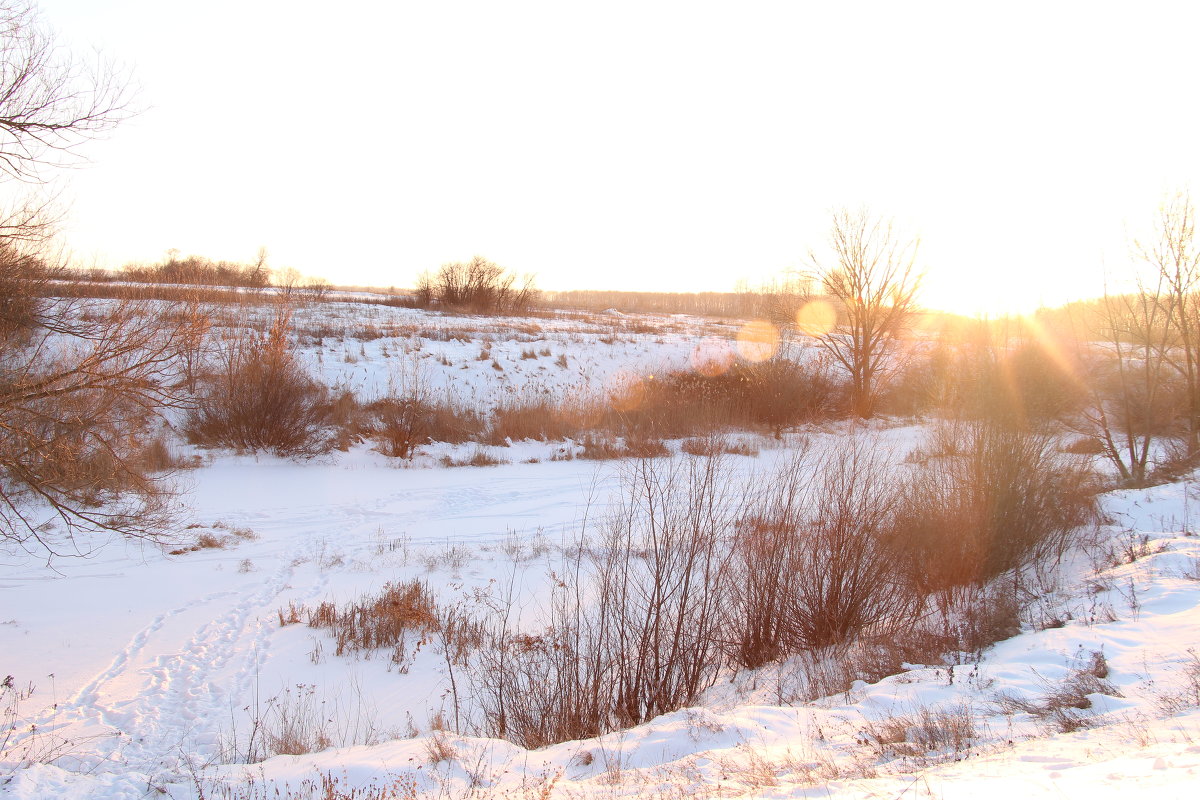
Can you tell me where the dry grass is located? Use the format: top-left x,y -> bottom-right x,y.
295,580 -> 439,658
1154,648 -> 1200,715
680,435 -> 760,457
996,649 -> 1122,733
367,396 -> 485,458
576,433 -> 669,460
862,703 -> 977,763
168,524 -> 256,555
486,393 -> 597,444
423,731 -> 458,765
194,773 -> 420,800
440,447 -> 506,467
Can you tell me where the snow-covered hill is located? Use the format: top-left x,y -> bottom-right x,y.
2,305 -> 1199,799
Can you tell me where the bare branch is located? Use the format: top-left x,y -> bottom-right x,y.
0,0 -> 135,182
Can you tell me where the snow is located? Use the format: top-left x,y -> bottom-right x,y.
3,304 -> 1200,798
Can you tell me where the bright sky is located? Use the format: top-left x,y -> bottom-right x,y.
21,0 -> 1200,314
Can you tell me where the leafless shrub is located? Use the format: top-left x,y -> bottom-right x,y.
185,307 -> 331,457
727,472 -> 806,668
474,456 -> 738,747
415,255 -> 538,314
433,604 -> 488,734
608,357 -> 844,441
366,388 -> 487,458
788,441 -> 921,650
121,252 -> 270,289
891,421 -> 1097,594
929,581 -> 1022,659
988,340 -> 1087,427
0,244 -> 44,341
769,638 -> 909,705
1063,435 -> 1106,455
367,396 -> 429,458
598,458 -> 736,727
728,441 -> 919,663
322,389 -> 368,451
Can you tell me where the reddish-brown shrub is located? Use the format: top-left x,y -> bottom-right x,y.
185,308 -> 331,456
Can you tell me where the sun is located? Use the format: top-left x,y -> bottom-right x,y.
920,278 -> 1049,318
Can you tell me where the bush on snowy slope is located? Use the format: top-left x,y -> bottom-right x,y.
459,430 -> 1099,749
892,420 -> 1099,594
185,308 -> 333,457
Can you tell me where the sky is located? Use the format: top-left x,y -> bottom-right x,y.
14,0 -> 1200,314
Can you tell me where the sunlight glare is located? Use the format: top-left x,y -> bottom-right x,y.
736,320 -> 779,363
795,300 -> 837,336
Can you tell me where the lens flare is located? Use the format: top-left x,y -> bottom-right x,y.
690,338 -> 735,377
736,320 -> 779,362
795,300 -> 837,336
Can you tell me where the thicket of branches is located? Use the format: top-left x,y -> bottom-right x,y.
0,251 -> 208,555
467,432 -> 1094,747
184,308 -> 331,457
120,252 -> 271,289
415,256 -> 538,314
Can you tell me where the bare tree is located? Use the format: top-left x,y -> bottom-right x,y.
1064,197 -> 1200,485
806,208 -> 922,418
0,0 -> 133,180
0,2 -> 207,557
1073,284 -> 1177,486
1138,193 -> 1200,455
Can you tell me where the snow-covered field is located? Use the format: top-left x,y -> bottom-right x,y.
3,302 -> 1200,799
